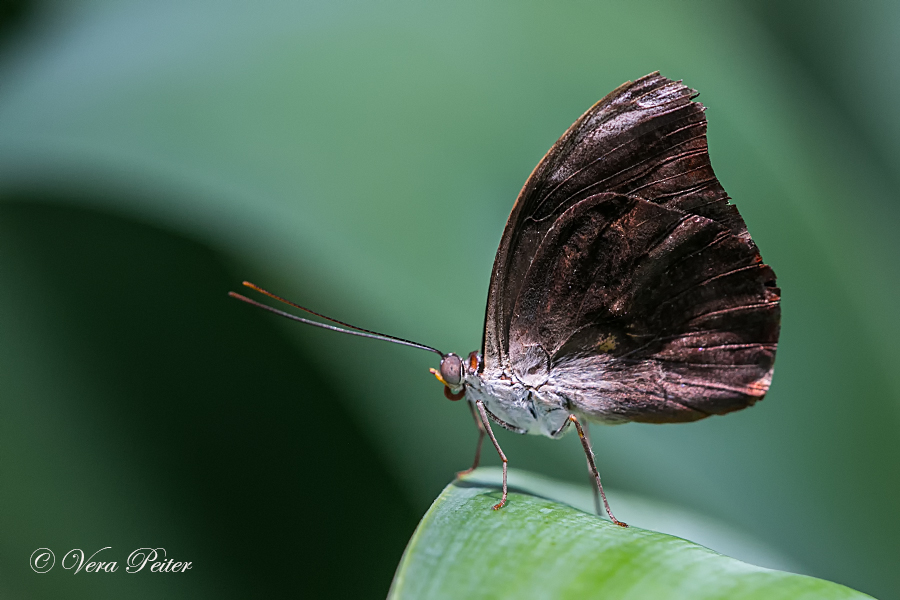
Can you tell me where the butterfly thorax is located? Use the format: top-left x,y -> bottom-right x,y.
462,362 -> 572,438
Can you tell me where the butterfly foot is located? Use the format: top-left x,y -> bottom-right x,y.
491,499 -> 506,511
455,467 -> 476,479
613,519 -> 629,528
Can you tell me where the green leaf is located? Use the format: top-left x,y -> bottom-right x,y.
390,470 -> 872,600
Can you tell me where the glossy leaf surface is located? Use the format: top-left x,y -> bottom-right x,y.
390,470 -> 871,600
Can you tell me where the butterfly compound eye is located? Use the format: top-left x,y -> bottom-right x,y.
439,354 -> 463,386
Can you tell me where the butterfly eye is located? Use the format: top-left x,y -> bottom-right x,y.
439,354 -> 463,386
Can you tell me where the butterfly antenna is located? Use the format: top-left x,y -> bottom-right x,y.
229,282 -> 446,358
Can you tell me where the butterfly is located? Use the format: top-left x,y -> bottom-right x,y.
231,72 -> 781,527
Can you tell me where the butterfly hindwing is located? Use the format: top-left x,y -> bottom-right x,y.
509,193 -> 779,422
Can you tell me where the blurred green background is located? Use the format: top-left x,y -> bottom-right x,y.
1,1 -> 898,598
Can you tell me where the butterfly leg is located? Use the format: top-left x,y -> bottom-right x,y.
475,400 -> 508,510
456,400 -> 486,478
581,421 -> 602,517
568,415 -> 627,527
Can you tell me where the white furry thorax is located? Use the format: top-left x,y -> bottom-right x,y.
461,364 -> 573,438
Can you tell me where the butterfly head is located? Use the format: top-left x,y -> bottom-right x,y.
431,351 -> 482,401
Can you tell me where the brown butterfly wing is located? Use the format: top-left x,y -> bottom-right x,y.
482,73 -> 780,423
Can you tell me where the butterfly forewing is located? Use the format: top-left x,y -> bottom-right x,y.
482,73 -> 780,423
